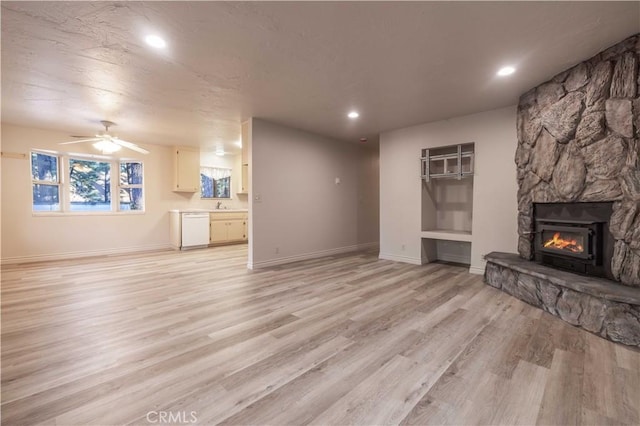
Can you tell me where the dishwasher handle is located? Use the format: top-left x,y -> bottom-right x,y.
182,213 -> 209,219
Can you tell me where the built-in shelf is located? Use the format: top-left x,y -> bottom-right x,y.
421,229 -> 472,242
421,143 -> 475,182
421,142 -> 475,265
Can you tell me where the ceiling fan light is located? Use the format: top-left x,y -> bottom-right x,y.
93,140 -> 121,154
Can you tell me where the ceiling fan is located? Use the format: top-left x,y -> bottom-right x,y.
60,120 -> 149,154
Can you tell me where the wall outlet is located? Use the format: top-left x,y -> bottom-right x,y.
401,244 -> 406,251
275,247 -> 279,254
254,193 -> 262,203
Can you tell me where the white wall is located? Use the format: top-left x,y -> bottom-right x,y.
379,106 -> 518,274
0,123 -> 245,262
249,118 -> 379,268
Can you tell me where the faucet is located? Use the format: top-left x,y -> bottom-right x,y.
216,201 -> 223,209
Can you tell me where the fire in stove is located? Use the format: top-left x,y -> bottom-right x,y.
543,232 -> 584,253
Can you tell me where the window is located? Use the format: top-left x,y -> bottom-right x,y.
200,167 -> 231,199
30,151 -> 144,213
31,152 -> 60,211
120,162 -> 144,211
69,158 -> 111,212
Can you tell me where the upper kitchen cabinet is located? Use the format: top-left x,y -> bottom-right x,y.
240,121 -> 250,194
241,121 -> 249,165
241,164 -> 249,194
173,146 -> 200,192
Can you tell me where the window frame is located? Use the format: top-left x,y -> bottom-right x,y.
67,155 -> 113,213
119,161 -> 145,212
31,150 -> 145,216
200,166 -> 232,200
31,151 -> 62,212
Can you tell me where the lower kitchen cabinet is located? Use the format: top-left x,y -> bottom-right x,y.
210,212 -> 248,244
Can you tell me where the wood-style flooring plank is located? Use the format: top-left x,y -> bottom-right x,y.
2,245 -> 639,426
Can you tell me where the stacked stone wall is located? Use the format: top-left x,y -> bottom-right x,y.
516,34 -> 640,287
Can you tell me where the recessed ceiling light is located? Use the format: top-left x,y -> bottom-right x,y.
348,111 -> 359,119
145,35 -> 167,49
497,66 -> 516,76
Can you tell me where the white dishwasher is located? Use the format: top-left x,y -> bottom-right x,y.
181,212 -> 210,248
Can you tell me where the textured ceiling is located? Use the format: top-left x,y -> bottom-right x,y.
2,1 -> 639,153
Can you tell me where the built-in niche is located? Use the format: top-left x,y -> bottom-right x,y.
420,143 -> 475,264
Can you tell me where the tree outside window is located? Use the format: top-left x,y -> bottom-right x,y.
200,167 -> 231,199
31,152 -> 60,211
120,162 -> 144,210
30,151 -> 144,213
69,158 -> 111,211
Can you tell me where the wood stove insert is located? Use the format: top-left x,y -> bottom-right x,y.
533,202 -> 614,280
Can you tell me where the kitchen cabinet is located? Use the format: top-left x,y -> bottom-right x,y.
241,164 -> 249,193
210,220 -> 230,243
173,146 -> 200,192
227,219 -> 246,241
210,211 -> 248,244
241,121 -> 249,165
240,121 -> 250,194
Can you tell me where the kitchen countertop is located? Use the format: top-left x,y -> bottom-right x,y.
169,209 -> 248,213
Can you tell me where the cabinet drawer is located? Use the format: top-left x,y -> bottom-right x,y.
210,212 -> 247,220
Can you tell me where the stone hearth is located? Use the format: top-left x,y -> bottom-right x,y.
485,252 -> 640,347
516,34 -> 640,287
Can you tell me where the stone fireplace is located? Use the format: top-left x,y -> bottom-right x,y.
485,34 -> 640,347
514,34 -> 640,287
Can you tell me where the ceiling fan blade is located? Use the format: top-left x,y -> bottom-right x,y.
59,138 -> 101,145
114,139 -> 150,154
70,135 -> 96,138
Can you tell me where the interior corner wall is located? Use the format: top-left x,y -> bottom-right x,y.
357,144 -> 380,247
379,106 -> 518,273
249,118 -> 378,268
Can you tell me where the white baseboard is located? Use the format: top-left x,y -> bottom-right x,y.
248,242 -> 379,269
1,243 -> 172,265
469,265 -> 486,275
357,241 -> 380,251
378,253 -> 424,265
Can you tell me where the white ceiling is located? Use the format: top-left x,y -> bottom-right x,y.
2,2 -> 639,153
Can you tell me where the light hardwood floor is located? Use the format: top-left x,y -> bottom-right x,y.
2,245 -> 639,425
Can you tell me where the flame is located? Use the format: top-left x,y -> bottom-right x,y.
543,232 -> 584,253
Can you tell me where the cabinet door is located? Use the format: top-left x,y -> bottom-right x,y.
174,147 -> 200,192
227,219 -> 246,242
241,121 -> 249,164
242,217 -> 248,241
241,164 -> 249,193
210,220 -> 228,243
